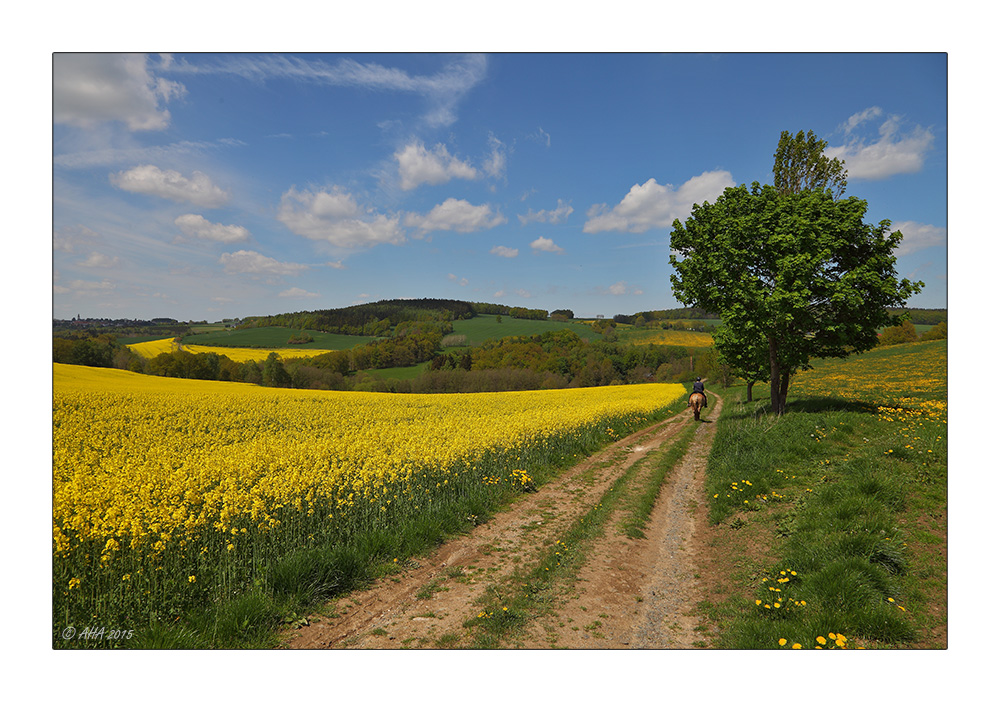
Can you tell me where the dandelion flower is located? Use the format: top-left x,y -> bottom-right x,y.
779,638 -> 787,646
816,635 -> 827,645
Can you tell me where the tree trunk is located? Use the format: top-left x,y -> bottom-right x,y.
779,370 -> 791,415
747,380 -> 754,402
768,336 -> 782,414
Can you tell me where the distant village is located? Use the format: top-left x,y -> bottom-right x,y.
53,316 -> 242,331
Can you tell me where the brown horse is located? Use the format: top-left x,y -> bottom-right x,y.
688,392 -> 707,421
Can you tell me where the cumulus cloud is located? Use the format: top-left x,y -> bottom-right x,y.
174,214 -> 250,243
519,199 -> 574,225
530,236 -> 564,254
891,221 -> 947,256
448,273 -> 470,286
395,142 -> 478,190
404,198 -> 506,233
220,250 -> 309,276
110,165 -> 229,207
54,53 -> 185,131
277,186 -> 405,248
606,281 -> 643,296
584,171 -> 735,234
279,287 -> 320,299
78,252 -> 120,268
827,109 -> 934,180
490,245 -> 519,258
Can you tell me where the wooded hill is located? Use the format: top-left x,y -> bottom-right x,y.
239,299 -> 552,336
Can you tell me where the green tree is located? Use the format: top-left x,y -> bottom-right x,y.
711,321 -> 769,401
670,182 -> 922,414
921,320 -> 947,341
772,129 -> 848,198
879,319 -> 919,346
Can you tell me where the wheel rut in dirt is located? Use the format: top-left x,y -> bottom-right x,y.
283,395 -> 720,650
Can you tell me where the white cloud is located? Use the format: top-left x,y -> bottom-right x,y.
395,142 -> 478,190
55,138 -> 245,170
404,198 -> 506,233
327,261 -> 347,270
606,281 -> 643,296
55,279 -> 116,296
584,171 -> 735,233
174,214 -> 250,243
279,287 -> 320,299
277,186 -> 405,248
79,252 -> 120,268
54,224 -> 100,253
53,53 -> 185,131
168,53 -> 487,128
220,250 -> 309,276
110,165 -> 230,207
527,127 -> 551,148
482,133 -> 507,180
448,273 -> 470,286
519,199 -> 574,225
827,111 -> 934,180
490,245 -> 519,258
840,106 -> 883,134
530,236 -> 564,254
891,221 -> 947,256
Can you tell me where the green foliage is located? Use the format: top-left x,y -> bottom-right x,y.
772,129 -> 848,198
671,181 -> 922,413
242,298 -> 475,336
53,333 -> 140,370
879,320 -> 919,346
920,320 -> 947,341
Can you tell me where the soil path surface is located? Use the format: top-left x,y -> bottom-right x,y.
284,392 -> 722,650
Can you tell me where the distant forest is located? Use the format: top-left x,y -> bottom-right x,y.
240,299 -> 552,336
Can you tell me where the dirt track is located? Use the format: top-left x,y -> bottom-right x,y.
283,392 -> 721,650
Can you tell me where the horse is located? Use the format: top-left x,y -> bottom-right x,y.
688,392 -> 707,421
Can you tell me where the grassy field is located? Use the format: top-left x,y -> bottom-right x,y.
698,339 -> 946,649
183,326 -> 375,349
449,316 -> 603,345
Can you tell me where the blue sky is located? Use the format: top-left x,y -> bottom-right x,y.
52,52 -> 947,321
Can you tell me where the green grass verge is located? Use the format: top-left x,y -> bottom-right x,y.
698,342 -> 946,650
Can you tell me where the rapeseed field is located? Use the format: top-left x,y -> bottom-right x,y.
127,338 -> 331,362
53,363 -> 685,643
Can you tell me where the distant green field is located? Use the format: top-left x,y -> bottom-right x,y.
189,324 -> 228,334
183,326 -> 375,350
363,362 -> 432,381
449,316 -> 603,346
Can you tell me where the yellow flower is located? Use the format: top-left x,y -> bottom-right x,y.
816,635 -> 827,645
792,643 -> 802,650
68,577 -> 81,589
779,638 -> 787,646
188,575 -> 196,583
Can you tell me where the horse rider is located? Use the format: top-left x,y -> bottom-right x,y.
692,377 -> 707,407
